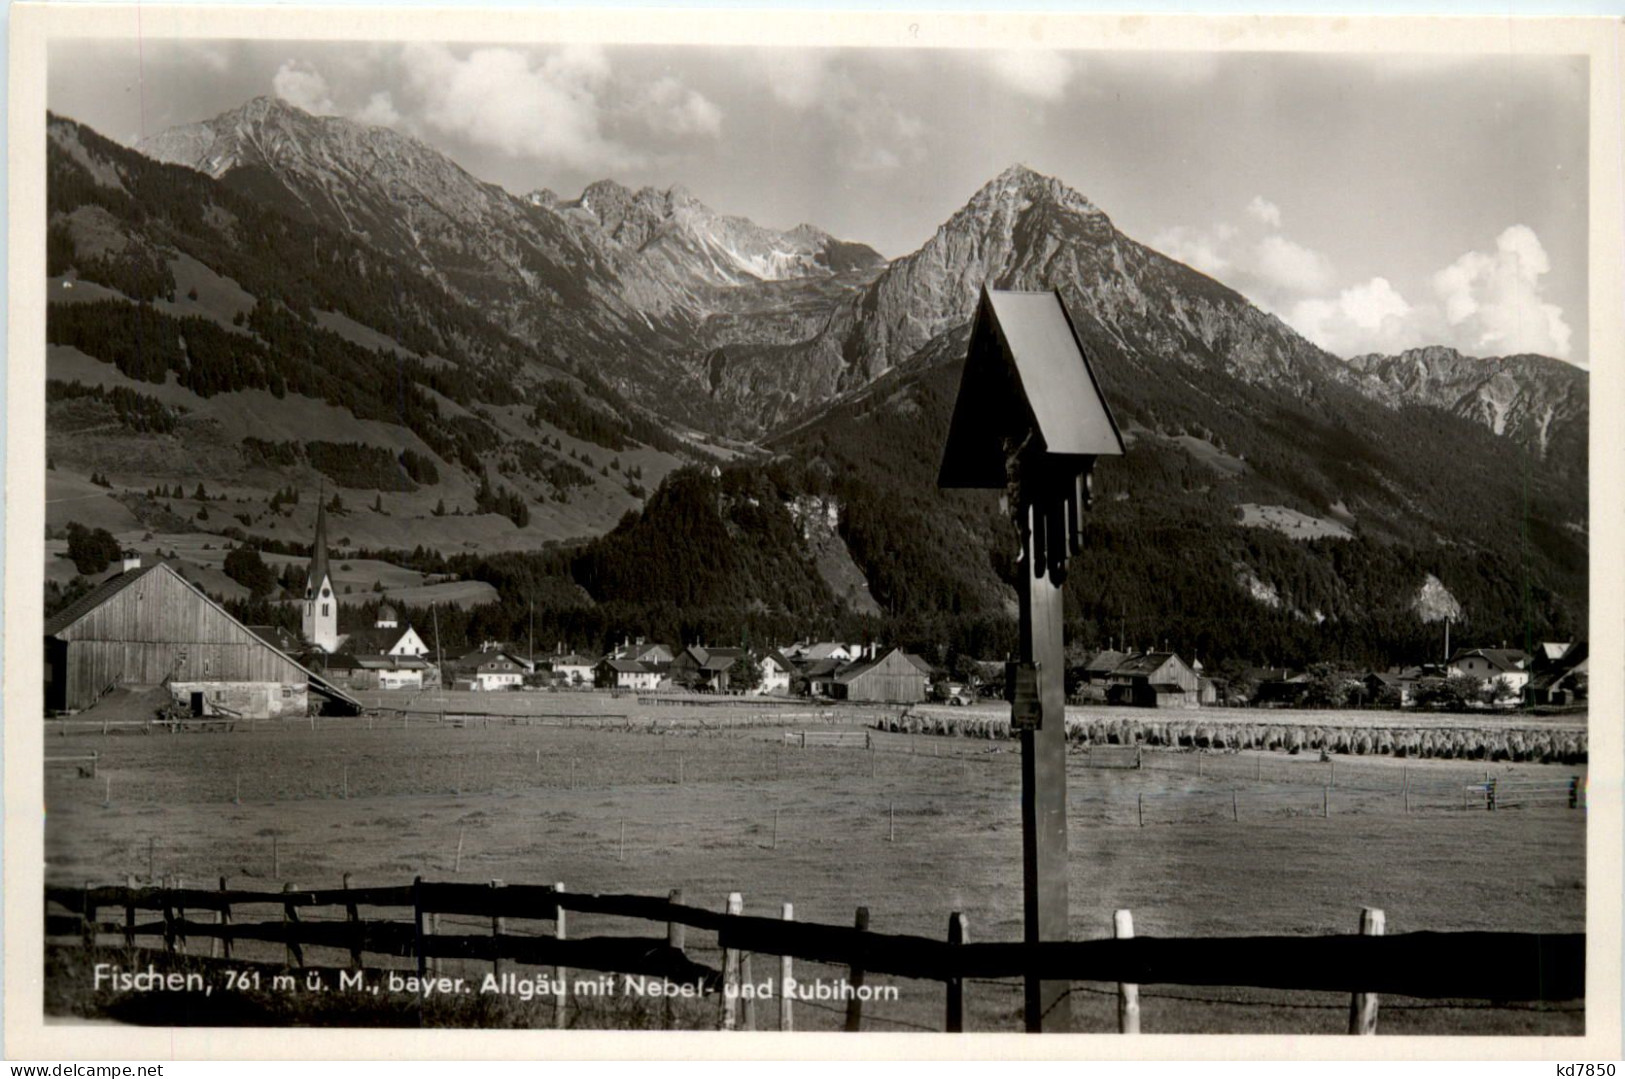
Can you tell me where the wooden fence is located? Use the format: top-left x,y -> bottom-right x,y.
45,878 -> 1583,1033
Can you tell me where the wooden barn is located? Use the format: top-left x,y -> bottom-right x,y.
44,559 -> 359,717
831,647 -> 929,704
1106,652 -> 1200,708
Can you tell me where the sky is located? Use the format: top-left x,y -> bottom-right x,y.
48,39 -> 1589,366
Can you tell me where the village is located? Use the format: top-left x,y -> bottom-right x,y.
43,501 -> 1589,722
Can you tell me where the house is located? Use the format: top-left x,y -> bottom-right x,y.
757,650 -> 797,695
1363,670 -> 1419,707
1526,642 -> 1587,705
797,657 -> 845,698
548,651 -> 599,686
670,645 -> 746,693
597,657 -> 663,692
472,655 -> 525,692
798,641 -> 856,664
831,647 -> 929,704
1106,652 -> 1200,708
609,638 -> 675,666
44,558 -> 359,717
1249,668 -> 1311,707
323,652 -> 435,691
1447,648 -> 1532,693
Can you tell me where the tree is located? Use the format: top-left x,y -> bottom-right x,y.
730,653 -> 763,693
223,546 -> 276,597
65,522 -> 120,575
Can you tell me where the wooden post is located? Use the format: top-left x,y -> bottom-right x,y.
455,827 -> 465,872
664,888 -> 685,1031
1232,790 -> 1239,822
160,877 -> 176,955
489,880 -> 506,977
174,875 -> 188,955
344,873 -> 362,969
81,880 -> 96,952
946,911 -> 967,1033
282,882 -> 304,968
720,893 -> 744,1031
553,882 -> 569,1030
1016,501 -> 1072,1033
780,903 -> 795,1032
1330,759 -> 1336,787
413,876 -> 429,978
123,874 -> 137,950
1404,786 -> 1410,814
772,809 -> 779,850
844,906 -> 869,1032
1348,907 -> 1385,1034
1255,755 -> 1261,782
1137,792 -> 1144,827
1323,786 -> 1329,818
218,876 -> 232,959
429,912 -> 441,974
741,951 -> 756,1031
1487,778 -> 1497,811
888,801 -> 895,842
1114,909 -> 1140,1034
1569,776 -> 1580,809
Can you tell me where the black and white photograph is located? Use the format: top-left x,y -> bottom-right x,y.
7,5 -> 1621,1058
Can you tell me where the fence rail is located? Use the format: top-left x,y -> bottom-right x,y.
45,878 -> 1584,1033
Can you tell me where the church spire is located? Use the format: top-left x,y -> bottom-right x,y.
308,499 -> 331,600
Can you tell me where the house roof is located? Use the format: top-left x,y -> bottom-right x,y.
803,642 -> 850,660
801,658 -> 843,678
248,624 -> 302,653
1079,649 -> 1130,674
939,288 -> 1125,488
903,652 -> 935,675
1451,648 -> 1529,672
761,650 -> 796,672
344,625 -> 416,655
550,652 -> 599,667
1113,652 -> 1181,678
601,658 -> 651,674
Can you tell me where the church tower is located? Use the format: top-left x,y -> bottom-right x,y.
302,501 -> 340,652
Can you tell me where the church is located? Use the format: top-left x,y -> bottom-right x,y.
301,503 -> 439,690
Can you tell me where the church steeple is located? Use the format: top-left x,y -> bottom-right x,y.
302,500 -> 339,652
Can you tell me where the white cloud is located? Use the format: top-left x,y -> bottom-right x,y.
1246,196 -> 1282,228
401,43 -> 641,172
638,76 -> 722,137
353,91 -> 401,128
273,61 -> 336,116
986,51 -> 1075,101
1288,277 -> 1418,356
1151,224 -> 1235,277
1254,234 -> 1335,295
752,50 -> 835,110
743,50 -> 923,173
1430,225 -> 1571,358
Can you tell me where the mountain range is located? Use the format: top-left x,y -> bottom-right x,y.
43,97 -> 1589,665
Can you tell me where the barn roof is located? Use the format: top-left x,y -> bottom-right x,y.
836,647 -> 927,684
601,658 -> 651,673
1112,652 -> 1180,677
939,288 -> 1125,488
1079,649 -> 1130,675
45,561 -> 166,638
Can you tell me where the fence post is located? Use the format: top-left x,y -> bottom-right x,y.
772,809 -> 779,850
1569,776 -> 1580,809
81,880 -> 96,952
1348,907 -> 1385,1034
1138,792 -> 1144,828
1231,790 -> 1239,823
282,882 -> 304,968
123,874 -> 137,951
741,950 -> 756,1032
554,882 -> 569,1030
664,889 -> 685,1031
946,911 -> 967,1033
1323,786 -> 1329,818
490,880 -> 506,978
845,906 -> 870,1032
160,877 -> 176,956
780,903 -> 796,1033
218,876 -> 233,960
1487,778 -> 1497,811
1115,909 -> 1140,1034
344,873 -> 362,969
888,802 -> 895,842
413,876 -> 428,978
720,893 -> 744,1031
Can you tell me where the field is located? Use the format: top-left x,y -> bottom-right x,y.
42,697 -> 1587,1034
